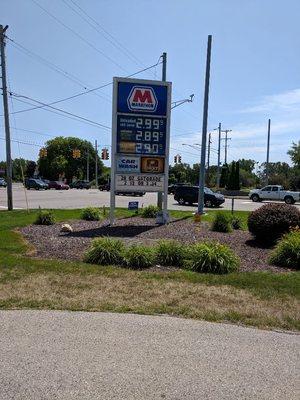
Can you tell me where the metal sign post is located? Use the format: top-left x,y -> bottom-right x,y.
110,77 -> 172,225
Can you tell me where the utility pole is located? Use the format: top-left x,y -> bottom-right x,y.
197,35 -> 212,215
157,51 -> 167,210
266,118 -> 271,184
0,25 -> 13,210
206,132 -> 212,185
86,150 -> 89,182
223,129 -> 232,164
95,140 -> 98,188
216,122 -> 221,188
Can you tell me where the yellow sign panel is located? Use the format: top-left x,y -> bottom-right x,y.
119,141 -> 136,153
141,157 -> 164,173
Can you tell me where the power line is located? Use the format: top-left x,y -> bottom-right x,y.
6,58 -> 161,115
62,0 -> 143,67
30,0 -> 128,73
0,137 -> 44,148
7,38 -> 111,102
11,96 -> 111,131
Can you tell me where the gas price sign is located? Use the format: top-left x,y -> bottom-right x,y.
110,77 -> 172,224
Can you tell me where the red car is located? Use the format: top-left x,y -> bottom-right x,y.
48,181 -> 70,190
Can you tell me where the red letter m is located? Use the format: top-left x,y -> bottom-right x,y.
132,89 -> 152,104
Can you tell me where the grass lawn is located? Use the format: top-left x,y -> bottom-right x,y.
0,208 -> 299,331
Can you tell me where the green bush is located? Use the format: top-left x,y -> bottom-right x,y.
81,207 -> 102,221
155,240 -> 186,267
231,216 -> 242,230
248,203 -> 300,242
124,244 -> 155,269
211,212 -> 232,233
269,230 -> 300,270
34,210 -> 55,225
141,205 -> 159,218
186,242 -> 240,274
84,237 -> 125,265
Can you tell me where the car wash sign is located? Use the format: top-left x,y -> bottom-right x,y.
111,77 -> 171,197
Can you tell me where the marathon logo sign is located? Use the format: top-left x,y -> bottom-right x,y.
127,86 -> 158,112
116,156 -> 140,173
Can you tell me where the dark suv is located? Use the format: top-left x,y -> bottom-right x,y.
25,178 -> 49,190
70,180 -> 91,189
174,186 -> 225,207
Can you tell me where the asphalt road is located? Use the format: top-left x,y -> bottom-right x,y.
0,311 -> 298,400
1,185 -> 299,211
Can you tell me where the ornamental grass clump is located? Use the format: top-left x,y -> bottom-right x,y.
84,237 -> 125,265
123,244 -> 155,269
34,210 -> 55,225
81,207 -> 102,221
248,203 -> 300,243
186,242 -> 240,274
269,230 -> 300,270
141,205 -> 159,218
211,212 -> 233,233
155,240 -> 186,267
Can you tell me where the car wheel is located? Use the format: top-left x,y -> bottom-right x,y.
284,196 -> 295,204
178,197 -> 186,205
251,194 -> 260,202
205,199 -> 213,207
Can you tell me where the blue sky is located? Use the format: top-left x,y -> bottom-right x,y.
2,0 -> 299,167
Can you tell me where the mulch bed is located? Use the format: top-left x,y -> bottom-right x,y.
20,217 -> 287,272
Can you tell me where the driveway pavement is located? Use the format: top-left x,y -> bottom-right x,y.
0,311 -> 299,399
0,185 -> 299,211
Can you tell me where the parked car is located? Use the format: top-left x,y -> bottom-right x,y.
174,186 -> 225,207
0,178 -> 7,187
25,178 -> 48,190
70,180 -> 91,189
98,183 -> 110,191
249,185 -> 300,204
48,181 -> 70,190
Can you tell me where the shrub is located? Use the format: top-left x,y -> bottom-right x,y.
84,237 -> 125,265
81,207 -> 101,221
34,210 -> 55,225
186,242 -> 240,274
141,205 -> 159,218
211,212 -> 232,233
248,203 -> 300,242
231,216 -> 242,230
269,230 -> 300,270
155,240 -> 186,267
124,244 -> 155,269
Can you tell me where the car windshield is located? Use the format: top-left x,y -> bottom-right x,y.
204,187 -> 214,194
36,180 -> 45,184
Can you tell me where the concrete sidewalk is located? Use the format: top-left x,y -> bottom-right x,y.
0,310 -> 299,399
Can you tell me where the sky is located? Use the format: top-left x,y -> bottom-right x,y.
1,0 -> 299,168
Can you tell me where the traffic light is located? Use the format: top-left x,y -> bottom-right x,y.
72,149 -> 81,159
39,148 -> 47,158
101,148 -> 109,160
174,155 -> 177,164
178,155 -> 182,163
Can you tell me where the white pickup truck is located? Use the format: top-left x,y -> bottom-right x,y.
249,185 -> 300,204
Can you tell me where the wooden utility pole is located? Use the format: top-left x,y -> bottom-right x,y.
95,140 -> 98,188
0,25 -> 13,210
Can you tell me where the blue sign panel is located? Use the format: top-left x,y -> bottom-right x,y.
128,201 -> 139,210
117,82 -> 168,116
117,115 -> 166,155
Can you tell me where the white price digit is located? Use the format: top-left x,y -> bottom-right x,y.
144,131 -> 151,141
144,143 -> 151,153
136,130 -> 142,141
153,119 -> 160,130
152,144 -> 158,154
136,118 -> 143,128
145,119 -> 152,129
153,132 -> 159,142
136,143 -> 142,153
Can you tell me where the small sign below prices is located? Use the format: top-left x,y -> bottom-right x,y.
128,201 -> 139,211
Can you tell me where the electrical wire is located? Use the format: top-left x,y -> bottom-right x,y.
30,0 -> 129,73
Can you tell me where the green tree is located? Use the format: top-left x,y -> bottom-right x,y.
287,141 -> 300,168
219,164 -> 229,188
38,137 -> 103,182
235,161 -> 241,190
25,161 -> 37,178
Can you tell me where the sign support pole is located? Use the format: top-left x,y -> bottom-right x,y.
197,35 -> 212,215
157,52 -> 167,211
109,79 -> 118,225
266,118 -> 271,185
